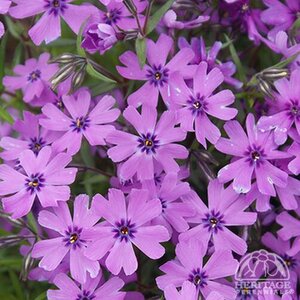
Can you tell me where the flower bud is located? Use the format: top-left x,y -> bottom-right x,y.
81,23 -> 118,55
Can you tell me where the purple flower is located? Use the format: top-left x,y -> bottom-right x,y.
84,188 -> 170,275
261,0 -> 300,40
277,212 -> 300,258
99,0 -> 122,5
9,0 -> 97,45
82,23 -> 119,55
248,175 -> 300,211
0,146 -> 77,218
107,105 -> 188,181
257,69 -> 300,145
262,232 -> 300,288
288,132 -> 300,175
156,239 -> 238,299
31,194 -> 101,283
48,273 -> 125,300
144,172 -> 194,234
40,91 -> 120,155
164,281 -> 197,300
0,0 -> 11,37
163,9 -> 209,29
179,180 -> 257,255
96,0 -> 146,30
178,37 -> 243,88
3,53 -> 57,103
116,33 -> 195,107
170,62 -> 237,148
216,113 -> 291,195
0,111 -> 60,161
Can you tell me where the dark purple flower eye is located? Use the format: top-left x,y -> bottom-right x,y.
202,210 -> 225,233
45,0 -> 68,15
25,173 -> 45,194
113,219 -> 137,242
70,116 -> 91,133
146,65 -> 169,87
188,269 -> 208,288
103,8 -> 122,25
137,133 -> 159,154
27,70 -> 41,82
28,137 -> 46,154
63,226 -> 85,249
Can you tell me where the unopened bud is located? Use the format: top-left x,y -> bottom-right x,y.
261,68 -> 289,80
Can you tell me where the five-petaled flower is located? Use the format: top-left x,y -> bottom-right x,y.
156,239 -> 238,299
107,105 -> 188,181
31,194 -> 101,283
83,188 -> 170,275
40,90 -> 120,155
0,146 -> 77,218
9,0 -> 97,45
170,61 -> 237,148
117,33 -> 195,108
179,180 -> 257,255
3,53 -> 57,103
216,113 -> 291,195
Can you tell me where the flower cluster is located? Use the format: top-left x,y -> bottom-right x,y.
0,0 -> 300,299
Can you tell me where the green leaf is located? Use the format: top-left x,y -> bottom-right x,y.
80,140 -> 94,167
224,34 -> 246,84
9,271 -> 24,300
86,63 -> 116,84
135,37 -> 146,67
0,34 -> 7,92
0,105 -> 14,124
291,17 -> 300,33
91,82 -> 117,97
27,212 -> 38,235
4,16 -> 23,40
34,291 -> 47,300
12,43 -> 23,66
76,20 -> 87,58
271,51 -> 300,69
146,0 -> 174,35
81,174 -> 107,185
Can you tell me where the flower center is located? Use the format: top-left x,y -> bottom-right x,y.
202,210 -> 225,233
291,106 -> 299,116
64,226 -> 84,249
45,0 -> 68,15
29,137 -> 46,155
138,133 -> 159,154
69,233 -> 78,244
209,217 -> 218,227
188,269 -> 208,288
104,8 -> 122,25
282,254 -> 297,269
188,94 -> 207,116
193,101 -> 201,109
27,70 -> 41,82
146,65 -> 169,87
71,116 -> 90,133
145,139 -> 153,147
76,290 -> 95,300
25,173 -> 45,194
113,219 -> 136,242
245,145 -> 265,166
56,99 -> 64,110
251,150 -> 260,161
120,226 -> 129,235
